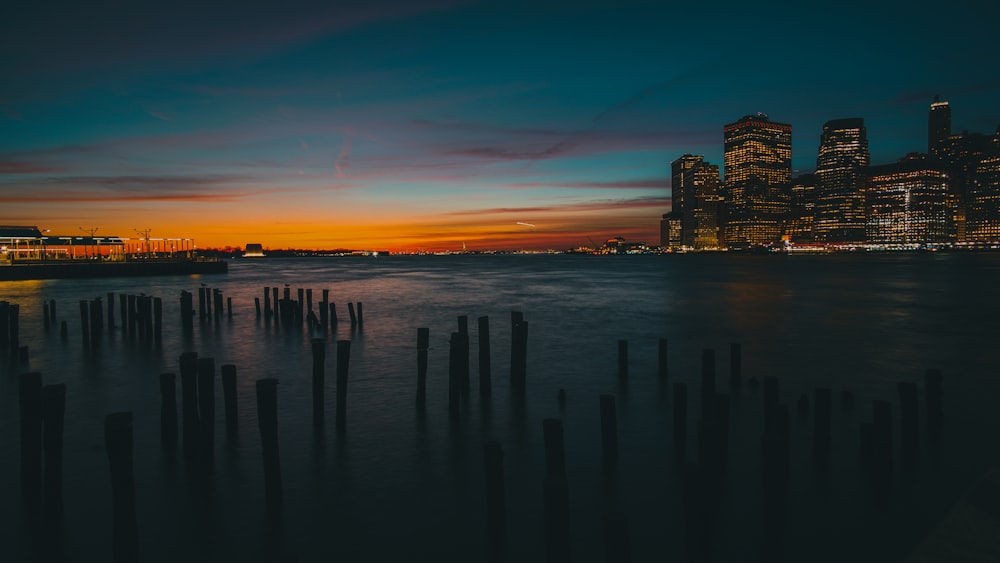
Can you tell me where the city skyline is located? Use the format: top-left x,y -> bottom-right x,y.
2,1 -> 999,250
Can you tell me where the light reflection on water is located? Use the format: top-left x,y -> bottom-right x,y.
1,253 -> 1000,562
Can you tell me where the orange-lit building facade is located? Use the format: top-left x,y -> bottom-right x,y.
723,114 -> 791,247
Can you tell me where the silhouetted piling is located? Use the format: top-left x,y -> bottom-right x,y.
673,382 -> 688,453
658,338 -> 667,380
898,382 -> 919,467
600,394 -> 618,470
457,321 -> 470,396
160,373 -> 178,449
263,287 -> 271,320
478,316 -> 492,400
925,369 -> 943,435
700,349 -> 715,422
542,418 -> 570,563
617,340 -> 628,384
296,288 -> 304,322
255,297 -> 261,319
272,288 -> 279,323
329,302 -> 338,327
256,378 -> 282,516
335,340 -> 351,432
79,300 -> 90,348
357,301 -> 364,325
729,342 -> 741,392
120,293 -> 128,331
105,412 -> 138,563
348,302 -> 357,325
19,372 -> 43,501
197,358 -> 216,471
9,303 -> 20,354
0,302 -> 9,352
306,288 -> 313,317
179,352 -> 201,460
42,383 -> 66,519
604,511 -> 631,563
50,299 -> 57,322
89,298 -> 102,340
43,301 -> 50,330
180,291 -> 194,333
814,388 -> 832,463
417,328 -> 429,410
107,293 -> 115,330
312,339 -> 325,431
484,440 -> 506,535
226,297 -> 232,319
221,365 -> 238,439
198,287 -> 206,322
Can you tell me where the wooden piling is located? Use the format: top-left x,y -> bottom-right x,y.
180,291 -> 194,333
42,383 -> 66,519
312,338 -> 325,430
336,340 -> 351,432
510,314 -> 528,397
348,302 -> 357,325
306,289 -> 313,317
263,288 -> 270,320
542,418 -> 570,562
9,303 -> 20,354
19,372 -> 43,500
221,365 -> 238,439
153,297 -> 162,343
448,332 -> 463,425
0,301 -> 9,351
256,378 -> 282,515
159,373 -> 178,449
44,302 -> 50,330
119,293 -> 128,332
197,358 -> 216,470
484,440 -> 506,536
105,412 -> 138,563
107,292 -> 115,330
50,299 -> 57,322
329,302 -> 338,328
272,288 -> 279,322
417,328 -> 429,409
600,394 -> 618,469
478,316 -> 492,400
255,297 -> 261,319
227,297 -> 232,319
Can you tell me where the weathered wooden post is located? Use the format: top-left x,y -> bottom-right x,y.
119,294 -> 128,332
105,412 -> 138,563
226,297 -> 232,319
153,297 -> 163,343
272,288 -> 279,323
159,373 -> 178,449
510,314 -> 528,397
256,378 -> 282,516
44,301 -> 51,330
457,318 -> 470,396
42,383 -> 66,519
478,316 -> 492,401
107,292 -> 115,330
347,302 -> 357,325
306,289 -> 313,318
449,332 -> 463,426
197,358 -> 216,471
180,291 -> 194,333
543,418 -> 570,563
296,288 -> 304,323
484,440 -> 506,536
329,302 -> 338,328
254,297 -> 261,319
357,302 -> 364,325
198,287 -> 207,322
417,328 -> 429,410
263,287 -> 270,321
312,338 -> 325,431
221,365 -> 238,439
336,340 -> 351,432
50,299 -> 57,322
19,372 -> 43,502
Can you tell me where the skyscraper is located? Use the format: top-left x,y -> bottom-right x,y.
786,173 -> 818,243
866,154 -> 949,244
723,113 -> 792,247
671,154 -> 722,249
966,155 -> 1000,243
929,97 -> 951,155
814,118 -> 869,243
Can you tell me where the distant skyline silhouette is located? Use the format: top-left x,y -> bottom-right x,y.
1,0 -> 999,250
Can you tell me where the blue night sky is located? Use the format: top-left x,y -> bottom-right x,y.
2,0 -> 998,250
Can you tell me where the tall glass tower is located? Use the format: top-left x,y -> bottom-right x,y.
814,118 -> 869,243
723,114 -> 791,247
929,97 -> 951,155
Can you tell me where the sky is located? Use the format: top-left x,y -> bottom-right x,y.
2,0 -> 999,251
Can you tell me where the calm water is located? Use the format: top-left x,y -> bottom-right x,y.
2,253 -> 1000,562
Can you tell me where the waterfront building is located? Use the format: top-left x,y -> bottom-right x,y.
865,154 -> 949,244
966,155 -> 1000,243
814,118 -> 869,242
659,213 -> 671,247
671,154 -> 722,249
934,131 -> 995,241
723,113 -> 792,248
786,173 -> 818,243
929,96 -> 951,155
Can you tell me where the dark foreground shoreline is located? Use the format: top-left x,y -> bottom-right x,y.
0,258 -> 228,281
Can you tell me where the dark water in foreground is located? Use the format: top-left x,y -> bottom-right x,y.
2,253 -> 999,562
